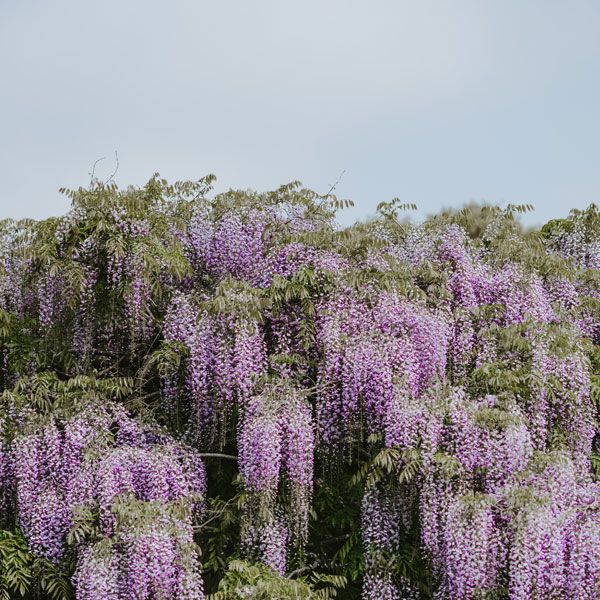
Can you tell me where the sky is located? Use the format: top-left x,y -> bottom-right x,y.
1,0 -> 599,227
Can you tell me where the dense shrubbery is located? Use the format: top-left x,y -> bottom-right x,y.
0,176 -> 598,599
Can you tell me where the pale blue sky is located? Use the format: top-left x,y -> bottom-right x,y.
1,0 -> 599,226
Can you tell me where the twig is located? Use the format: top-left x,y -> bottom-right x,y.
287,566 -> 314,579
89,156 -> 106,186
323,169 -> 346,198
129,390 -> 161,403
198,453 -> 238,461
194,496 -> 238,530
106,150 -> 119,184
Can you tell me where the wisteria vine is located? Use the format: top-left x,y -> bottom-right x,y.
0,180 -> 598,599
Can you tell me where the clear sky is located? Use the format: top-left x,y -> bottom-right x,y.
1,0 -> 599,227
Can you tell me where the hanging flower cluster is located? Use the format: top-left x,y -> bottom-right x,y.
162,291 -> 266,442
4,393 -> 206,598
238,384 -> 314,572
361,392 -> 599,599
361,483 -> 420,600
315,289 -> 449,446
73,500 -> 204,600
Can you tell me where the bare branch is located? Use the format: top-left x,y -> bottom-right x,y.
89,156 -> 106,186
194,496 -> 238,530
106,150 -> 119,184
323,169 -> 346,198
197,453 -> 238,461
